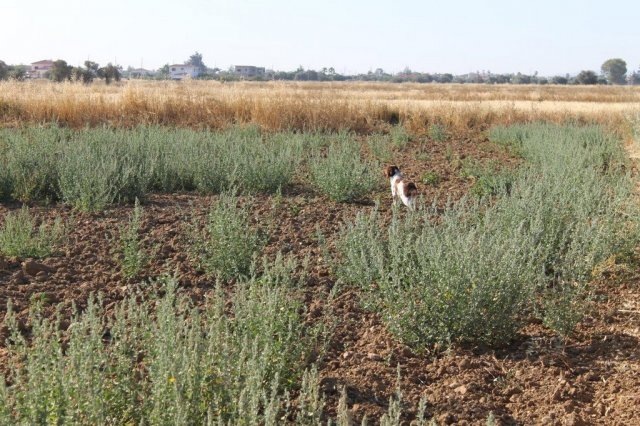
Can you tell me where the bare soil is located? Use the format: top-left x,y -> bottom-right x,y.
1,136 -> 639,425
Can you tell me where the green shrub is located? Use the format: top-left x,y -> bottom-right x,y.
0,206 -> 65,258
193,128 -> 303,194
295,366 -> 325,426
136,126 -> 199,192
541,283 -> 589,337
237,131 -> 304,193
0,139 -> 11,200
117,199 -> 150,279
337,203 -> 540,347
421,171 -> 442,186
390,125 -> 410,149
428,123 -> 447,142
0,126 -> 64,203
0,126 -> 306,208
57,127 -> 155,211
368,133 -> 393,162
1,275 -> 319,425
190,192 -> 265,281
309,139 -> 380,202
461,159 -> 515,197
336,124 -> 637,347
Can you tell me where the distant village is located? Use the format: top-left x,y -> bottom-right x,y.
28,59 -> 266,81
2,53 -> 639,85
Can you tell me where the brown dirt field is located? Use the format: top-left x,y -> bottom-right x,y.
1,135 -> 639,425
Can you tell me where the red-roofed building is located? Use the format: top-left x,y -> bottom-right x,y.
30,59 -> 54,79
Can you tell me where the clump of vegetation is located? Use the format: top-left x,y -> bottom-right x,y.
190,192 -> 265,281
192,128 -> 304,194
336,124 -> 637,348
1,126 -> 63,203
368,133 -> 393,162
390,125 -> 411,149
428,123 -> 447,142
0,275 -> 320,424
0,126 -> 307,209
0,206 -> 64,258
421,171 -> 442,186
0,141 -> 11,201
309,139 -> 380,202
117,199 -> 150,279
461,159 -> 515,197
488,125 -> 531,156
58,127 -> 154,211
337,202 -> 540,347
541,283 -> 589,337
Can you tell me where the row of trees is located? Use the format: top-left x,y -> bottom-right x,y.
2,55 -> 639,85
166,55 -> 640,85
0,61 -> 27,80
0,59 -> 122,84
49,60 -> 122,84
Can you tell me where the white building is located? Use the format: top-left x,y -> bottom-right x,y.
30,59 -> 54,79
129,68 -> 155,79
233,65 -> 265,78
169,64 -> 200,80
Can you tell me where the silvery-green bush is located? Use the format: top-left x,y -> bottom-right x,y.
309,138 -> 380,202
58,127 -> 155,211
337,124 -> 637,347
0,126 -> 306,208
1,275 -> 319,425
0,206 -> 65,258
190,192 -> 265,281
0,126 -> 65,202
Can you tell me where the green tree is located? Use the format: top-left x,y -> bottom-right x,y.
72,61 -> 99,84
8,65 -> 27,81
629,70 -> 640,85
72,67 -> 92,84
186,51 -> 206,73
576,70 -> 598,85
98,63 -> 121,84
512,72 -> 532,84
601,58 -> 627,85
551,75 -> 568,85
85,61 -> 100,75
0,60 -> 8,80
156,63 -> 170,79
49,59 -> 73,82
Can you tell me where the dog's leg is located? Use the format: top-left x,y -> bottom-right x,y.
391,181 -> 398,206
407,197 -> 416,211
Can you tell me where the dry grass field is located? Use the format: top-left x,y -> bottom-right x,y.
1,80 -> 639,135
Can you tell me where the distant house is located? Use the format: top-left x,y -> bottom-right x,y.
169,64 -> 200,80
129,68 -> 155,79
234,65 -> 265,78
30,59 -> 54,79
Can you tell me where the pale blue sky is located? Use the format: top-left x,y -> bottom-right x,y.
3,0 -> 638,75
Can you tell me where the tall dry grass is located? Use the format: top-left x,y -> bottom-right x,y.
1,80 -> 638,135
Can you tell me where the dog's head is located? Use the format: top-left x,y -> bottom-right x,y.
384,165 -> 400,178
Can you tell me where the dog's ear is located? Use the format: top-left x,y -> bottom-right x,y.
384,165 -> 398,178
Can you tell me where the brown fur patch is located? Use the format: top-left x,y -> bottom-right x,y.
404,182 -> 418,197
384,165 -> 400,178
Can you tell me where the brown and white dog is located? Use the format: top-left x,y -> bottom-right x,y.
384,165 -> 418,210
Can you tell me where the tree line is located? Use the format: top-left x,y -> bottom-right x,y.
0,59 -> 122,84
1,55 -> 638,85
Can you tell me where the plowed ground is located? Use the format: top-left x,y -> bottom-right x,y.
1,135 -> 639,425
